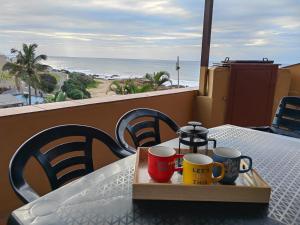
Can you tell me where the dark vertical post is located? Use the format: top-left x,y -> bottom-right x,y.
199,0 -> 214,95
176,56 -> 180,88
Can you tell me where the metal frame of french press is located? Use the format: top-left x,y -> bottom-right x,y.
178,122 -> 217,155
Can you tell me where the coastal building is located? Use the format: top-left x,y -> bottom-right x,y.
283,63 -> 300,96
0,94 -> 24,108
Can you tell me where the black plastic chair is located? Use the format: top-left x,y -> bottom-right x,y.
9,124 -> 131,204
115,108 -> 180,153
251,96 -> 300,138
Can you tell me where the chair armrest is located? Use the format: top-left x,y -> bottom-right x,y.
15,183 -> 40,203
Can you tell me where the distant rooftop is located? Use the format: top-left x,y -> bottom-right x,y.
0,94 -> 23,108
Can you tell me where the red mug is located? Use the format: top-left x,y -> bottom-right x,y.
148,146 -> 183,182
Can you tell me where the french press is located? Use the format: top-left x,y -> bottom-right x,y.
177,121 -> 217,155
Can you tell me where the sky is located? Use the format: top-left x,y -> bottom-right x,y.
0,0 -> 299,63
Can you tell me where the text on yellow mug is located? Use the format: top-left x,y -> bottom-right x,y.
182,154 -> 225,185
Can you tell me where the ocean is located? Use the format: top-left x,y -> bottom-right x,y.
44,56 -> 200,87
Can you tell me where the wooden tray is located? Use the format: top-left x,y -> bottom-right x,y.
132,147 -> 271,203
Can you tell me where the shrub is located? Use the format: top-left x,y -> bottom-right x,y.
61,75 -> 92,100
62,79 -> 81,92
44,91 -> 66,103
67,89 -> 84,99
44,94 -> 55,103
69,72 -> 97,88
55,91 -> 67,101
40,73 -> 58,93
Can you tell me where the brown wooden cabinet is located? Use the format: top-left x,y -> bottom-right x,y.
226,63 -> 279,126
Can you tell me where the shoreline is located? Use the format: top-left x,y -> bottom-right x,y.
51,67 -> 199,87
50,67 -> 198,98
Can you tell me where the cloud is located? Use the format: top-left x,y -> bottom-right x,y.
0,0 -> 299,62
271,17 -> 300,29
0,29 -> 202,43
163,32 -> 202,38
244,39 -> 268,46
255,30 -> 282,36
2,30 -> 92,41
85,0 -> 189,16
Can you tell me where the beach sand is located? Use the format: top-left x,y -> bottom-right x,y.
0,55 -> 7,69
88,79 -> 115,97
87,78 -> 179,98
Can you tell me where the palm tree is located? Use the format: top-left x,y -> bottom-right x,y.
108,79 -> 153,95
2,44 -> 47,105
144,71 -> 172,90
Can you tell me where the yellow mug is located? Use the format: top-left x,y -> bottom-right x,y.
182,154 -> 225,185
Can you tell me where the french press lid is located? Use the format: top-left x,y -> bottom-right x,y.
178,121 -> 208,138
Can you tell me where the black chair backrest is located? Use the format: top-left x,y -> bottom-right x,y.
115,108 -> 180,153
9,124 -> 130,203
272,96 -> 300,136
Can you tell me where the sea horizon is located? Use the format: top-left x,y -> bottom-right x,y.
44,56 -> 202,87
47,55 -> 201,63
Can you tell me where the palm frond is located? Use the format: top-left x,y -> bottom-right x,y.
35,54 -> 47,62
29,44 -> 38,61
138,83 -> 153,93
144,71 -> 171,90
2,62 -> 23,73
145,73 -> 154,81
22,44 -> 29,58
155,71 -> 170,86
158,77 -> 172,86
10,48 -> 18,54
30,43 -> 38,49
16,51 -> 25,64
